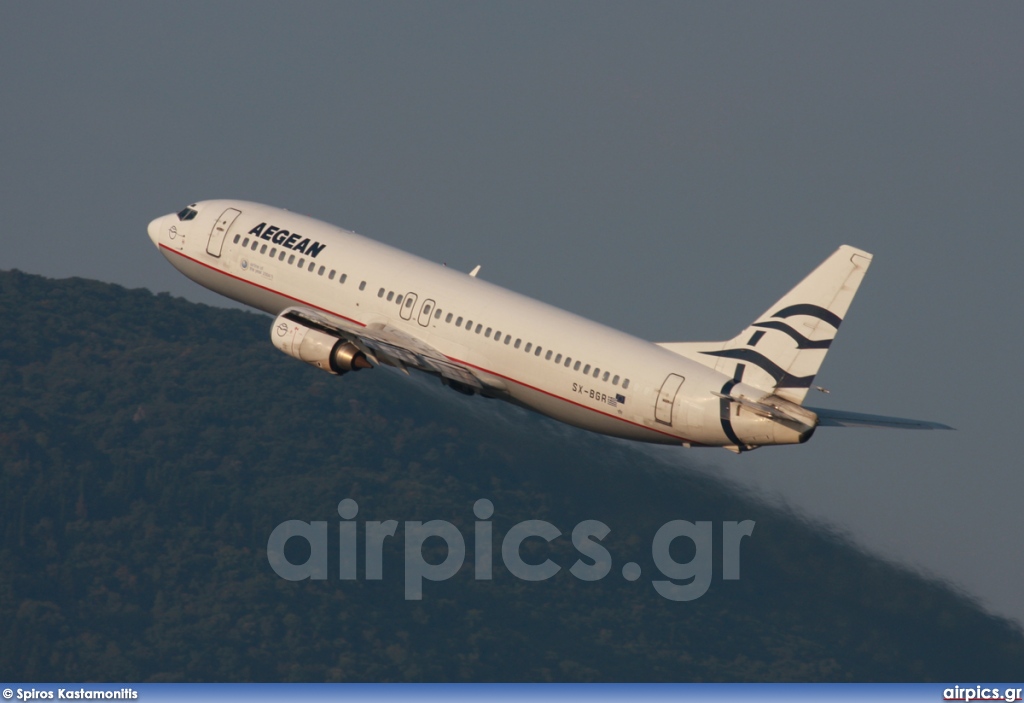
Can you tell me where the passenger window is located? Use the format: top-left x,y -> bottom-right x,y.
485,327 -> 492,337
545,350 -> 552,360
535,347 -> 542,357
524,342 -> 531,353
279,252 -> 286,261
494,330 -> 501,341
593,368 -> 600,378
396,294 -> 403,305
603,371 -> 609,382
434,308 -> 442,319
446,313 -> 453,323
340,274 -> 347,283
387,292 -> 394,301
233,234 -> 240,244
260,244 -> 267,254
298,258 -> 305,268
359,281 -> 366,291
251,241 -> 258,251
318,266 -> 325,275
612,375 -> 619,385
378,288 -> 385,298
575,361 -> 582,371
455,316 -> 463,326
465,319 -> 473,329
288,255 -> 295,264
329,270 -> 336,280
405,298 -> 414,309
423,304 -> 431,316
270,248 -> 277,257
475,324 -> 482,334
555,354 -> 562,363
583,364 -> 591,374
308,263 -> 315,272
623,379 -> 630,389
504,335 -> 511,345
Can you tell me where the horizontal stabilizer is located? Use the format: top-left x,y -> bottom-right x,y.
713,392 -> 818,429
807,407 -> 954,430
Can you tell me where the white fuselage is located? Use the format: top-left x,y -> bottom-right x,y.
147,200 -> 774,448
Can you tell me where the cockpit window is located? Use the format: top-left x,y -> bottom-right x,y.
176,206 -> 198,221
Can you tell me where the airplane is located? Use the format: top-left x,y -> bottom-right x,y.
147,200 -> 951,453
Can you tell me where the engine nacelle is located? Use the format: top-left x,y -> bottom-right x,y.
270,314 -> 370,375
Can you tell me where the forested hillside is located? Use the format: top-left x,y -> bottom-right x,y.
1,269 -> 1021,681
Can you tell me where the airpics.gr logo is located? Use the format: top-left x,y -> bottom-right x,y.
267,499 -> 755,601
943,686 -> 1023,702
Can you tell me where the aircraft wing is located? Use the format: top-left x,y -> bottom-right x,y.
279,306 -> 504,394
805,406 -> 954,430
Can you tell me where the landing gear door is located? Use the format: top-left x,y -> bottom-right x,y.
655,373 -> 685,426
207,207 -> 242,257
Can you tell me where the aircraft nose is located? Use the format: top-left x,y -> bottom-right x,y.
147,215 -> 166,247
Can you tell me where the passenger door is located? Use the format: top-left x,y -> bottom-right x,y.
207,207 -> 242,257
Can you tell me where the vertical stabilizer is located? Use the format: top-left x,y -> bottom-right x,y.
658,245 -> 873,404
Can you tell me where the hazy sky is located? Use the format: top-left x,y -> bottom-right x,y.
2,2 -> 1022,626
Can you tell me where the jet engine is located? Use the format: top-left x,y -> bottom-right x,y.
270,313 -> 371,375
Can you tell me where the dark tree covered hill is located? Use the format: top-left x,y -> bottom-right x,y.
0,269 -> 1021,682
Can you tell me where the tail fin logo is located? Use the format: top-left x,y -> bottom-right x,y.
701,348 -> 816,390
749,303 -> 843,351
659,246 -> 871,404
702,304 -> 844,389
